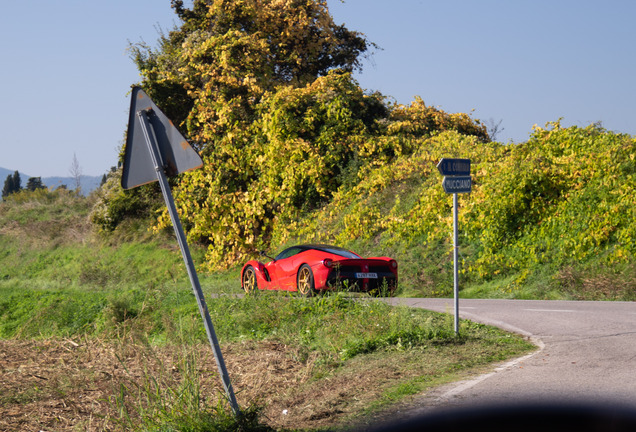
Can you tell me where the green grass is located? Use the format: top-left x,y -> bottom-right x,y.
0,279 -> 518,365
0,280 -> 535,430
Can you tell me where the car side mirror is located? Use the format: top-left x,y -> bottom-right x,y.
259,250 -> 275,262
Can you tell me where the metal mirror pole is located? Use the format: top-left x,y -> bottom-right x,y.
137,109 -> 241,416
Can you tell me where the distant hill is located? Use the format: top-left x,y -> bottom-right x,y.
0,167 -> 102,196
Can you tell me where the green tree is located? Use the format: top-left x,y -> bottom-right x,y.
2,171 -> 22,199
2,175 -> 13,199
127,0 -> 378,266
25,177 -> 45,191
12,171 -> 21,193
130,0 -> 372,150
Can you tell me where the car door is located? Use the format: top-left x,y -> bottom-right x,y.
271,247 -> 303,290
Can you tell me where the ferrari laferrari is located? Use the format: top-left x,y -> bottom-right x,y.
241,244 -> 398,296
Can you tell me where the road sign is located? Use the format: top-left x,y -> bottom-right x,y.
437,158 -> 471,177
121,88 -> 240,416
435,157 -> 472,334
442,175 -> 472,194
122,87 -> 203,190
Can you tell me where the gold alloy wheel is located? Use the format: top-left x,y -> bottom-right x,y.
243,266 -> 257,293
297,265 -> 314,296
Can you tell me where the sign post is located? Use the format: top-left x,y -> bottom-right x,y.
437,158 -> 471,335
122,87 -> 241,416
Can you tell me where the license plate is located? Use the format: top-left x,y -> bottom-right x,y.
356,272 -> 378,279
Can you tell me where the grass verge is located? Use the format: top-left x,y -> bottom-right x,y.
0,287 -> 535,431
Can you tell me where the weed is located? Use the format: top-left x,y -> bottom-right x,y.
105,296 -> 140,324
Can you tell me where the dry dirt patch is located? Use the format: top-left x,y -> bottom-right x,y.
0,337 -> 501,431
0,338 -> 394,431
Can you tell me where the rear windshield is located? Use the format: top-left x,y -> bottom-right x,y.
275,244 -> 361,261
311,245 -> 360,259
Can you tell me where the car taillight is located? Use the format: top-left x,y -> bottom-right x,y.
323,258 -> 333,268
390,260 -> 398,269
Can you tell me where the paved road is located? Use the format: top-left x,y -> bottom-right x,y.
387,298 -> 636,411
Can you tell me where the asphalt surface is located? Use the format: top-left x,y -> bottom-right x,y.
386,298 -> 636,412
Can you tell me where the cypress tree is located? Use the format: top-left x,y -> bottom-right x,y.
2,174 -> 14,198
2,171 -> 22,198
12,171 -> 21,192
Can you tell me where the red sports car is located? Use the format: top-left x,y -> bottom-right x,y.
241,244 -> 398,296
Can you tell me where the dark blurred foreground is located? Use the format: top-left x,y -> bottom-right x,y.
359,401 -> 636,432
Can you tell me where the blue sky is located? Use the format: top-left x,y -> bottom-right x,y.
1,1 -> 634,178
